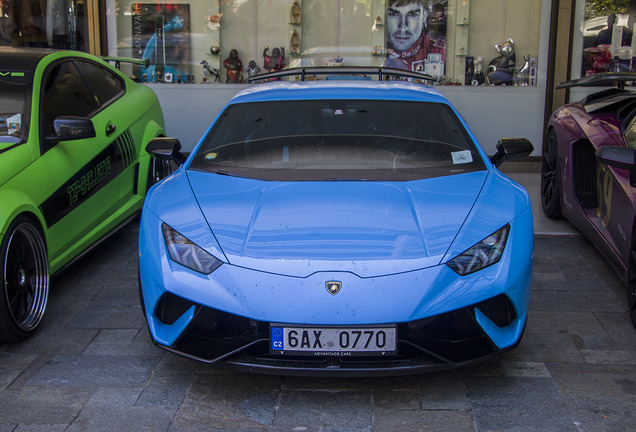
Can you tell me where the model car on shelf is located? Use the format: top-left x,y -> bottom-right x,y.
542,72 -> 636,328
0,47 -> 168,342
140,66 -> 534,376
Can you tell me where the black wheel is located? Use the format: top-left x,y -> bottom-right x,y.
629,282 -> 636,328
628,247 -> 636,329
148,157 -> 173,189
541,129 -> 563,218
0,217 -> 49,342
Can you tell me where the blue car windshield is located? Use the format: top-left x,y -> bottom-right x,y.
0,71 -> 28,144
190,99 -> 487,181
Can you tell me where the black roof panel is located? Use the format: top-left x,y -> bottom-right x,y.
0,47 -> 56,72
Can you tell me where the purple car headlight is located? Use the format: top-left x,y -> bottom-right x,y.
446,224 -> 510,276
162,223 -> 222,274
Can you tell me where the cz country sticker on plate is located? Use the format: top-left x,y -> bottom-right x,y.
270,325 -> 397,356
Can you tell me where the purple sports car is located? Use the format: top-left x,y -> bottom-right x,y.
542,72 -> 636,327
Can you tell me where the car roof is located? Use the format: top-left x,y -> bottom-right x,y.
0,47 -> 56,72
231,80 -> 450,105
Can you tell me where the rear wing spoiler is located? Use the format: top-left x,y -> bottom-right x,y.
246,66 -> 435,83
557,72 -> 636,90
102,56 -> 150,70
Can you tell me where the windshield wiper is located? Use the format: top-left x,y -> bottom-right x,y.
212,169 -> 239,177
322,178 -> 370,181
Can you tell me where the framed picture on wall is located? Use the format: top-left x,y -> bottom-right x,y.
132,3 -> 191,82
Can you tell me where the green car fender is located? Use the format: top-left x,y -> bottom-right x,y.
0,142 -> 33,189
0,188 -> 47,244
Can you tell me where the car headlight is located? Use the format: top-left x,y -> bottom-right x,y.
446,224 -> 510,276
162,223 -> 223,274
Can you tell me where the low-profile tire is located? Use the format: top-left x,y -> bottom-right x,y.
629,282 -> 636,328
148,157 -> 173,190
0,216 -> 49,342
628,247 -> 636,329
541,129 -> 563,218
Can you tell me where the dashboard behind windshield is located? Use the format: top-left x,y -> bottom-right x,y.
0,71 -> 29,143
190,99 -> 486,181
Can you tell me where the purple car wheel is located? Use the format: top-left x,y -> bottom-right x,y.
541,130 -> 563,218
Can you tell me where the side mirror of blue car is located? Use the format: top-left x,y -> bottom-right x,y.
490,138 -> 534,167
146,137 -> 186,165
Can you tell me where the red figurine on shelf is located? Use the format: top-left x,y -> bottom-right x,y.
263,46 -> 285,73
223,49 -> 244,83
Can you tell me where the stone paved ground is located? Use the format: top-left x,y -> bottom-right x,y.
0,221 -> 635,432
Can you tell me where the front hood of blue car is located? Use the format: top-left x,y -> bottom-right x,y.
186,170 -> 488,275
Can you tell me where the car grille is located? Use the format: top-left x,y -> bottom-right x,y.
154,292 -> 519,376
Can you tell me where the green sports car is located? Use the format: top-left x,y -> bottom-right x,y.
0,47 -> 167,342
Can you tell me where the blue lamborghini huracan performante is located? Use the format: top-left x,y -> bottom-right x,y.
138,67 -> 535,376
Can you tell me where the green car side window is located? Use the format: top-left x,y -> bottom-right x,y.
77,60 -> 124,108
41,61 -> 97,139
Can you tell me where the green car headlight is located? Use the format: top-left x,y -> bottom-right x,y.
446,225 -> 510,276
162,224 -> 222,274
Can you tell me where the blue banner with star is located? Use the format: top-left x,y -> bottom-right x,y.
132,3 -> 191,83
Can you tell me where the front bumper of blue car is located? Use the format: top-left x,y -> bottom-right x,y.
139,206 -> 533,377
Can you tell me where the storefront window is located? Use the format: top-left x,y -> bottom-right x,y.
0,0 -> 89,51
577,0 -> 636,76
108,0 -> 543,86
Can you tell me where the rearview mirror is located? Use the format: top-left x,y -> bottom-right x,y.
490,138 -> 534,167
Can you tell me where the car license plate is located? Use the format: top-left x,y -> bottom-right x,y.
270,325 -> 397,356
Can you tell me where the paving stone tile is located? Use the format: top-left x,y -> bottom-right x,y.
580,349 -> 636,365
546,362 -> 636,398
0,351 -> 37,370
154,351 -> 217,374
531,272 -> 566,283
456,357 -> 505,377
414,372 -> 470,410
281,375 -> 416,392
85,387 -> 142,407
501,361 -> 551,378
67,305 -> 145,330
89,271 -> 141,307
173,372 -> 281,429
561,395 -> 636,432
41,294 -> 92,328
534,279 -> 613,292
65,406 -> 175,432
529,290 -> 622,313
273,390 -> 371,429
0,386 -> 91,425
82,328 -> 161,358
374,408 -> 474,431
26,355 -> 158,388
531,255 -> 559,274
500,332 -> 585,363
0,369 -> 20,392
372,388 -> 420,410
571,333 -> 624,351
136,370 -> 195,407
525,310 -> 606,335
465,376 -> 578,432
1,327 -> 98,356
12,425 -> 68,431
594,312 -> 636,351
